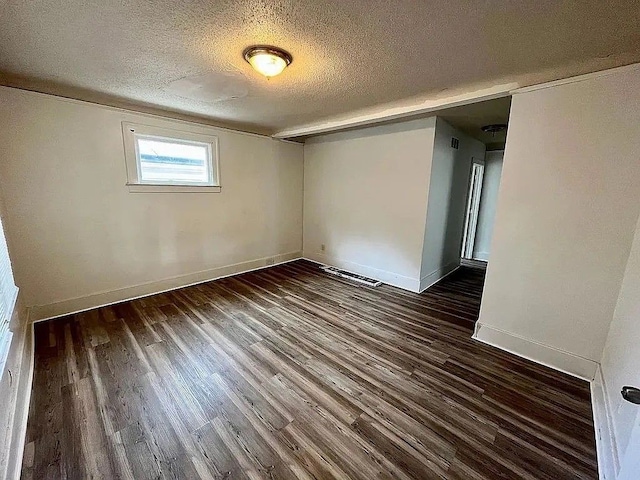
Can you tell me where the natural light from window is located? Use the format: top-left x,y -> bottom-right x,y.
136,136 -> 212,185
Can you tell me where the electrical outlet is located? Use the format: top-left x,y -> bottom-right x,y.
321,244 -> 326,252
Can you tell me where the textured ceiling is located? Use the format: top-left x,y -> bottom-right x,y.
0,1 -> 639,136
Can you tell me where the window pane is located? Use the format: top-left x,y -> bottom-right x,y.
137,136 -> 210,184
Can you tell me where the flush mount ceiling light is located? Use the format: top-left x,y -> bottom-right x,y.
243,45 -> 292,78
481,124 -> 508,137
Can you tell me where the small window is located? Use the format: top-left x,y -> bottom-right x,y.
122,123 -> 220,193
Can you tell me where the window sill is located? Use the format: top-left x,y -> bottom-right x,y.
126,184 -> 221,193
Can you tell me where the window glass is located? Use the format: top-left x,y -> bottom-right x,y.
136,136 -> 211,185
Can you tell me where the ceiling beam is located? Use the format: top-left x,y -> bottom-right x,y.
272,82 -> 518,139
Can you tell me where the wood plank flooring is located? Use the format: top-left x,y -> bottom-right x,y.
22,260 -> 597,479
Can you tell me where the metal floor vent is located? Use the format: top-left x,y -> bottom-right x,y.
320,266 -> 382,287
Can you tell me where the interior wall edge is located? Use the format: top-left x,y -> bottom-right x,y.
472,323 -> 598,381
472,252 -> 490,262
0,296 -> 34,480
591,364 -> 620,480
274,83 -> 515,139
29,251 -> 302,323
302,252 -> 421,293
419,262 -> 460,292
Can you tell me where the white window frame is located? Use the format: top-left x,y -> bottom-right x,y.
122,122 -> 221,193
0,213 -> 18,379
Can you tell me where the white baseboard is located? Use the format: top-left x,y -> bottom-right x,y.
472,323 -> 599,381
419,261 -> 460,292
29,251 -> 302,322
303,252 -> 421,292
591,364 -> 619,480
5,252 -> 616,480
472,251 -> 490,262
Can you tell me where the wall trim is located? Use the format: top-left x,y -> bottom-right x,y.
6,323 -> 33,480
303,252 -> 421,292
591,364 -> 619,480
472,251 -> 490,262
0,302 -> 34,480
274,83 -> 516,139
419,262 -> 460,292
29,251 -> 302,322
511,62 -> 640,94
0,287 -> 19,376
472,323 -> 599,381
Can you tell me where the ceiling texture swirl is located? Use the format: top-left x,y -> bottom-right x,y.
0,0 -> 638,137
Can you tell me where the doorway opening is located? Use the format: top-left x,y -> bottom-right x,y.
461,160 -> 484,260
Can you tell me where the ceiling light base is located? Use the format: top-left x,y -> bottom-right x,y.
243,46 -> 292,78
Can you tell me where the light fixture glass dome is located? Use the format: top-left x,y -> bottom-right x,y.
243,46 -> 292,78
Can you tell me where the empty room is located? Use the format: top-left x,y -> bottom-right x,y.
1,1 -> 640,479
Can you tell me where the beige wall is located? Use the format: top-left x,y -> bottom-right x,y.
0,87 -> 303,318
420,118 -> 485,290
475,65 -> 640,380
303,119 -> 436,291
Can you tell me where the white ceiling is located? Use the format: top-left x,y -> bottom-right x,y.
0,1 -> 638,136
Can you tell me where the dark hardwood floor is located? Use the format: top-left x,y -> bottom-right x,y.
22,260 -> 597,479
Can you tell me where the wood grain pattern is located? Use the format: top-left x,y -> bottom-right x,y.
22,260 -> 597,479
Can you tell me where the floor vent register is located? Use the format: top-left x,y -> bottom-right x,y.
320,266 -> 382,287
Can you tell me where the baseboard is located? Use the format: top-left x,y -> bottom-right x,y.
472,323 -> 599,381
303,252 -> 421,292
419,261 -> 460,292
591,364 -> 619,480
460,258 -> 487,269
0,299 -> 34,480
472,251 -> 489,262
29,251 -> 302,322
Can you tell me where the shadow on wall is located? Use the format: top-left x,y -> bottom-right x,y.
420,118 -> 485,290
443,150 -> 476,266
471,151 -> 505,262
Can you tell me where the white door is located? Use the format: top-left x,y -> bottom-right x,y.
461,161 -> 484,259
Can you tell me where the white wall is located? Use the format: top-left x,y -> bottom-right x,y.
420,118 -> 485,290
598,211 -> 640,478
472,150 -> 503,261
303,119 -> 436,291
0,87 -> 304,319
475,65 -> 640,380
